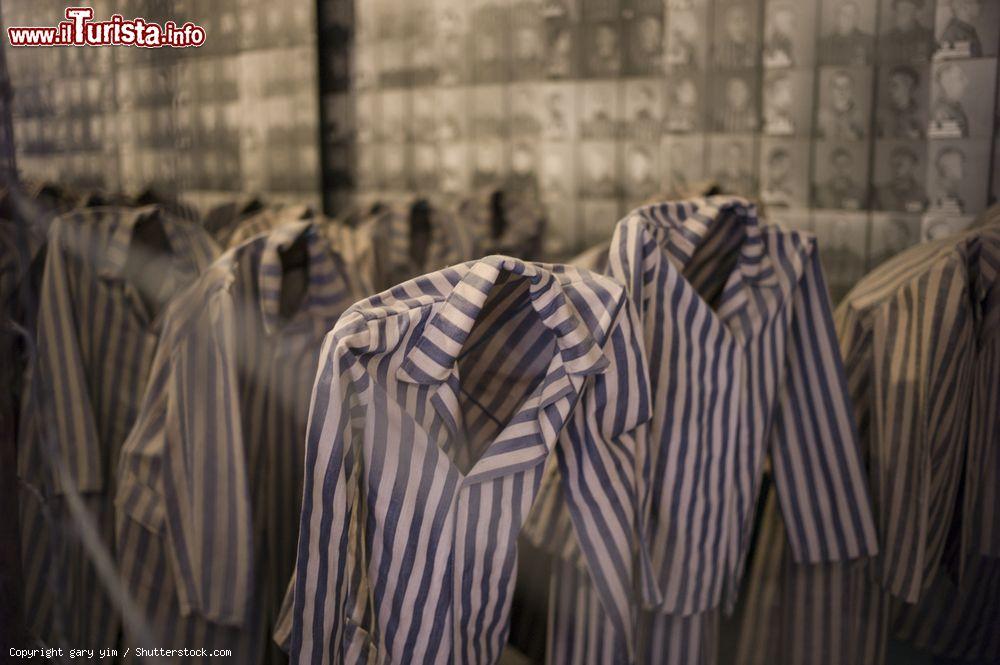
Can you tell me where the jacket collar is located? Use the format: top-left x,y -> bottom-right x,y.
98,206 -> 198,282
258,219 -> 357,337
397,255 -> 610,385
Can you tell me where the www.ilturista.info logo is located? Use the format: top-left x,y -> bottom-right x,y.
7,7 -> 206,48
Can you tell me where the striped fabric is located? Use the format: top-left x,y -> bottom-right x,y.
225,205 -> 315,248
735,223 -> 1000,665
286,255 -> 655,665
359,201 -> 478,292
528,197 -> 877,665
17,207 -> 218,653
115,220 -> 363,664
226,207 -> 374,296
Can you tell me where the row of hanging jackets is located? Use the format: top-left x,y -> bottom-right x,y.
276,196 -> 873,665
4,181 -> 548,664
5,185 -> 997,665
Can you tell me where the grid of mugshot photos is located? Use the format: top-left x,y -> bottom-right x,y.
3,0 -> 323,208
346,0 -> 1000,296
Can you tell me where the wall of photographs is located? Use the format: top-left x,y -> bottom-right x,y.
3,0 -> 322,209
342,0 -> 1000,293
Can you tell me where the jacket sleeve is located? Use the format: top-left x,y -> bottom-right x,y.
769,243 -> 879,564
555,293 -> 659,661
290,328 -> 365,665
36,220 -> 103,493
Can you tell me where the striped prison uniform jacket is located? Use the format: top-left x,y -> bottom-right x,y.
734,222 -> 1000,665
18,207 -> 217,654
115,220 -> 365,664
526,197 -> 877,665
282,255 -> 658,664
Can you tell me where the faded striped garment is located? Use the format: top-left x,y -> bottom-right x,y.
358,201 -> 478,292
226,205 -> 315,248
287,256 -> 655,664
115,220 -> 364,664
889,224 -> 1000,664
226,208 -> 374,296
528,197 -> 877,665
17,207 -> 218,654
202,196 -> 266,244
459,191 -> 548,262
735,224 -> 1000,665
0,217 -> 44,648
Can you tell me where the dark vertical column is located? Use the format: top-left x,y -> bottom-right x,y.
0,9 -> 16,184
0,6 -> 25,658
316,0 -> 356,216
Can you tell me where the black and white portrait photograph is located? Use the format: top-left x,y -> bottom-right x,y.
927,139 -> 989,214
934,0 -> 1000,59
813,141 -> 870,209
511,7 -> 546,80
437,1 -> 471,85
411,89 -> 437,140
473,139 -> 508,188
763,69 -> 812,136
626,13 -> 665,75
544,19 -> 579,79
510,83 -> 544,135
872,140 -> 928,212
879,0 -> 935,62
541,82 -> 577,140
664,8 -> 705,67
412,142 -> 439,191
472,85 -> 507,137
435,87 -> 470,142
580,140 -> 620,198
623,141 -> 662,202
876,64 -> 928,139
713,2 -> 760,68
624,79 -> 664,139
379,89 -> 409,143
381,142 -> 409,190
709,135 -> 757,196
817,67 -> 872,140
440,141 -> 471,194
759,138 -> 810,208
540,140 -> 576,199
929,59 -> 996,138
712,73 -> 759,133
764,1 -> 812,67
867,213 -> 923,268
584,21 -> 624,77
664,69 -> 703,132
508,139 -> 540,195
819,0 -> 876,65
661,135 -> 707,194
580,81 -> 620,139
473,4 -> 511,83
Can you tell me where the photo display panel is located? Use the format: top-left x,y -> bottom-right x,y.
4,0 -> 323,209
344,0 -> 1000,285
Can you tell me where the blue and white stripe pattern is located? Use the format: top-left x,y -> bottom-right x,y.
734,222 -> 1000,665
530,197 -> 877,665
287,255 -> 654,664
115,220 -> 363,664
18,207 -> 217,652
